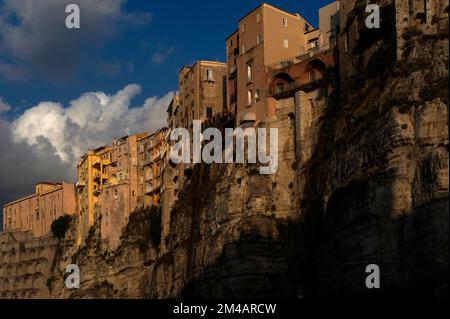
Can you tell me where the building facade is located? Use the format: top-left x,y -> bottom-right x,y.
75,146 -> 113,246
226,3 -> 314,126
226,2 -> 340,126
3,182 -> 76,238
137,128 -> 168,209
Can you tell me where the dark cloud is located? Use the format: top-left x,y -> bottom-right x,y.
0,0 -> 152,81
0,117 -> 74,231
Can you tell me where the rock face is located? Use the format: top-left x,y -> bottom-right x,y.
296,23 -> 449,296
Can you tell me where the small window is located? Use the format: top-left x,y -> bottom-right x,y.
305,24 -> 310,32
241,23 -> 246,33
255,89 -> 260,102
247,90 -> 253,106
206,69 -> 214,81
242,44 -> 247,54
282,17 -> 288,27
256,13 -> 261,23
257,34 -> 262,45
247,63 -> 253,82
284,38 -> 289,48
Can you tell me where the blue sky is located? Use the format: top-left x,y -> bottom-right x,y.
0,0 -> 334,114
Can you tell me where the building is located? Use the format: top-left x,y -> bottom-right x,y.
176,60 -> 228,135
2,182 -> 76,238
226,2 -> 340,126
137,128 -> 168,209
75,146 -> 113,246
226,3 -> 314,126
99,133 -> 146,248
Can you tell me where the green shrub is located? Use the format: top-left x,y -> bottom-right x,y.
50,215 -> 71,239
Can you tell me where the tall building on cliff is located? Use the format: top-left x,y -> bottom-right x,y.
75,146 -> 113,246
2,182 -> 76,238
226,3 -> 314,126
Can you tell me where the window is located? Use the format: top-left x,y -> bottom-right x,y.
257,34 -> 262,45
247,63 -> 253,82
282,17 -> 288,27
305,24 -> 310,32
284,38 -> 289,48
247,90 -> 253,106
255,89 -> 260,102
242,44 -> 247,54
241,23 -> 246,33
256,13 -> 261,23
206,69 -> 214,81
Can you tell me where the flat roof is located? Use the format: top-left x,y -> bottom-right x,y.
238,3 -> 303,23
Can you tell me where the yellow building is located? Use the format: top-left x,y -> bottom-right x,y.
75,146 -> 112,246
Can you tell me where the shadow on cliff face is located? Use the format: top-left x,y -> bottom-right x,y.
156,160 -> 303,299
297,33 -> 449,297
179,215 -> 301,299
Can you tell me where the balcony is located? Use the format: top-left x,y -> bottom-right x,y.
92,159 -> 101,169
76,181 -> 85,189
145,180 -> 161,195
270,81 -> 301,99
93,188 -> 101,197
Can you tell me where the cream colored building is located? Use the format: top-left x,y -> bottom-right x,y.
3,182 -> 76,238
99,133 -> 146,249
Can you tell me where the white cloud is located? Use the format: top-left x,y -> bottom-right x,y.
0,84 -> 172,210
12,84 -> 173,164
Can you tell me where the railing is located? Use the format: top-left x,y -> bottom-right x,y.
270,80 -> 302,97
267,41 -> 333,72
145,180 -> 161,194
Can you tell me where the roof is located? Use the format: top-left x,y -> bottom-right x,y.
238,3 -> 303,23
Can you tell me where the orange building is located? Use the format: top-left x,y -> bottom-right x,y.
138,128 -> 168,208
99,133 -> 148,249
226,2 -> 339,126
226,3 -> 314,126
2,182 -> 76,238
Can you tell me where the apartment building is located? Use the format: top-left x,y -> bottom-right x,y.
137,128 -> 168,209
75,146 -> 113,246
99,133 -> 146,248
3,182 -> 76,238
226,3 -> 314,126
177,60 -> 228,134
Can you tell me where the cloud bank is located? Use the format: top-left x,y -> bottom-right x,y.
0,85 -> 172,209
